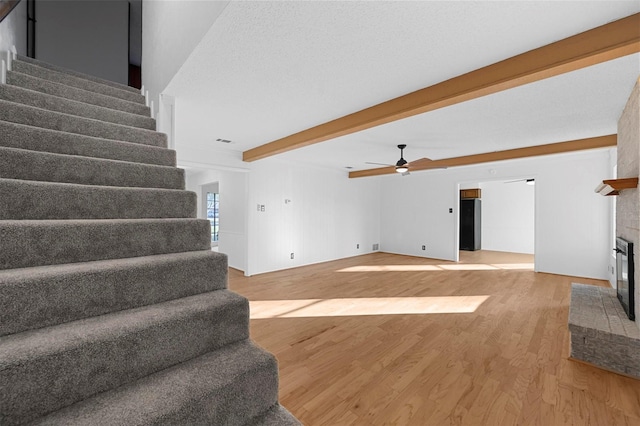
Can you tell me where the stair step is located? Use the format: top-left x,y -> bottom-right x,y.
0,121 -> 175,167
28,340 -> 278,426
0,100 -> 167,147
0,84 -> 155,130
0,290 -> 250,425
0,250 -> 227,337
0,178 -> 196,220
8,70 -> 150,116
0,146 -> 184,189
12,60 -> 145,104
16,54 -> 141,94
0,218 -> 211,270
247,405 -> 302,426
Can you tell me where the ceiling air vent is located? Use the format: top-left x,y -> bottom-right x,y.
216,138 -> 233,144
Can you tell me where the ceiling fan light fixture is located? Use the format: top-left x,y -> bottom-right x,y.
395,165 -> 409,173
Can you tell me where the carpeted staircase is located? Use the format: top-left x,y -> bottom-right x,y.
0,54 -> 300,425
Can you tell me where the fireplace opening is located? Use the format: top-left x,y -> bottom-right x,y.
615,237 -> 635,321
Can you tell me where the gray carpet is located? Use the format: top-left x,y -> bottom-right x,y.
0,56 -> 300,425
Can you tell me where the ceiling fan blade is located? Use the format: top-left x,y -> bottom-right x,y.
407,157 -> 434,168
365,161 -> 394,166
407,157 -> 448,170
505,178 -> 536,185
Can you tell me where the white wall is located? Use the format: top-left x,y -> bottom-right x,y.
0,0 -> 26,55
381,149 -> 613,280
186,168 -> 248,272
141,0 -> 229,114
35,1 -> 128,84
187,149 -> 611,280
246,160 -> 381,276
480,180 -> 535,254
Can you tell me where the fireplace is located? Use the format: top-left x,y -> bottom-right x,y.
616,237 -> 635,321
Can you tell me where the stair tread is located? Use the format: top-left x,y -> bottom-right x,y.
8,70 -> 150,116
0,83 -> 155,130
0,250 -> 222,282
0,250 -> 228,336
12,60 -> 145,104
0,290 -> 246,361
0,218 -> 211,270
0,99 -> 166,147
0,146 -> 184,189
28,340 -> 277,426
0,291 -> 251,425
0,178 -> 196,220
16,55 -> 140,94
0,121 -> 175,166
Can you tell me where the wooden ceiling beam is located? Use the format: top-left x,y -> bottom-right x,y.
243,13 -> 639,162
348,134 -> 617,178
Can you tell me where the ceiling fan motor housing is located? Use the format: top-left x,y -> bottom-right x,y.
396,144 -> 408,168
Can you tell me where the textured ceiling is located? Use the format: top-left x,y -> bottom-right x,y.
164,1 -> 640,173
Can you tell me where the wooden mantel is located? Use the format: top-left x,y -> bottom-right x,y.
594,177 -> 639,196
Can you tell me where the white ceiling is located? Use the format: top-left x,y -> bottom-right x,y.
164,1 -> 640,174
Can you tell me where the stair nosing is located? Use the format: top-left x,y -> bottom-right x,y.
0,250 -> 220,279
0,176 -> 191,194
0,250 -> 226,337
0,98 -> 155,134
28,341 -> 277,425
0,290 -> 248,360
7,70 -> 151,116
0,83 -> 155,130
0,99 -> 166,148
16,55 -> 141,94
12,60 -> 145,104
0,120 -> 175,166
0,145 -> 180,174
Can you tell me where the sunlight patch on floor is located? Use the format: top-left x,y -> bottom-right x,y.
250,295 -> 490,319
337,263 -> 534,272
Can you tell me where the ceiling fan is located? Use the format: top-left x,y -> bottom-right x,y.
505,178 -> 535,185
365,144 -> 441,175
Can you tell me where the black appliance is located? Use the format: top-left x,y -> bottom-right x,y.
460,199 -> 481,251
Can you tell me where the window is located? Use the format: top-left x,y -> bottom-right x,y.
206,192 -> 219,245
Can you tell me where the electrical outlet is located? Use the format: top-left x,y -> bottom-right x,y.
449,208 -> 453,213
290,253 -> 294,259
422,245 -> 426,250
357,244 -> 360,249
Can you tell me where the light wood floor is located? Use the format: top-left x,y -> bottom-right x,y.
229,251 -> 640,425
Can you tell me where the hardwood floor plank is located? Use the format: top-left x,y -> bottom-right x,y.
229,251 -> 640,425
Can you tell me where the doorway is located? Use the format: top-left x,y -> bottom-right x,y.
457,178 -> 536,266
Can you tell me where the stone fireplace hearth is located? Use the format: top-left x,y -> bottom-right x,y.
569,283 -> 640,377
